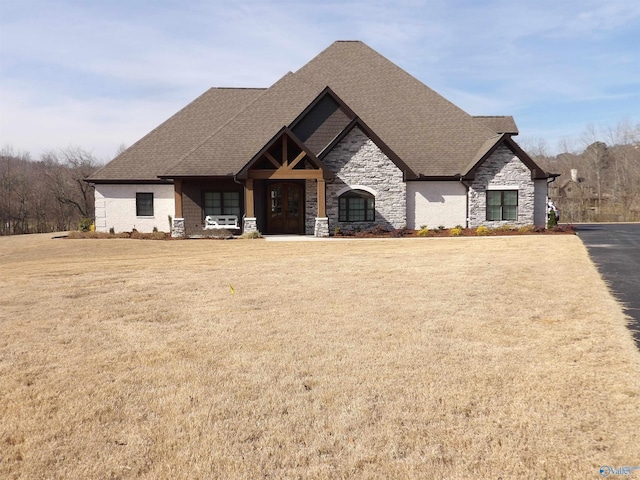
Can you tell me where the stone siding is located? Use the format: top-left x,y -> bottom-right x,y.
304,179 -> 317,235
323,126 -> 405,233
468,145 -> 535,228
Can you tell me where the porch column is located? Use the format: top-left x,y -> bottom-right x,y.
174,179 -> 183,218
314,179 -> 329,237
243,179 -> 258,233
172,179 -> 185,237
317,179 -> 326,217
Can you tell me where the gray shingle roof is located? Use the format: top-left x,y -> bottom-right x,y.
91,41 -> 539,181
88,87 -> 264,182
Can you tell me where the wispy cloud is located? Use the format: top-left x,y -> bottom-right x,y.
1,0 -> 638,158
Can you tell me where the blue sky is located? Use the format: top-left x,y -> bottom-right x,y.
1,0 -> 639,161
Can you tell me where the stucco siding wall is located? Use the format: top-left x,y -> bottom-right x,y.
534,179 -> 548,227
406,181 -> 467,229
323,126 -> 405,232
94,184 -> 175,233
468,146 -> 535,228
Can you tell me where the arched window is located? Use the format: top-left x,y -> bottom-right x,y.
338,189 -> 375,222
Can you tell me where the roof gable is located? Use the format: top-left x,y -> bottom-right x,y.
290,87 -> 355,156
463,134 -> 549,180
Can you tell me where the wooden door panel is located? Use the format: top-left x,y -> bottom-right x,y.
267,183 -> 303,234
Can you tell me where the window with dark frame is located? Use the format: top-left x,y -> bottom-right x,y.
136,192 -> 154,216
486,190 -> 518,221
204,191 -> 241,217
338,190 -> 375,222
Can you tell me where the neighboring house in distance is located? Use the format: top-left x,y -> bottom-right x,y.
87,41 -> 555,237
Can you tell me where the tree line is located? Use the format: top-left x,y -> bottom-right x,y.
523,120 -> 640,223
0,146 -> 98,235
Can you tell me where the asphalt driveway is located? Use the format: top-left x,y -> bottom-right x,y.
575,223 -> 640,349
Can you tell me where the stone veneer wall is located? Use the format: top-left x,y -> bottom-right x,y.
468,145 -> 535,228
304,179 -> 317,235
322,126 -> 405,233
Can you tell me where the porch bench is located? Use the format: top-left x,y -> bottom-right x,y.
204,215 -> 240,230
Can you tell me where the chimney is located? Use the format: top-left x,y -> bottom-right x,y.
571,169 -> 578,182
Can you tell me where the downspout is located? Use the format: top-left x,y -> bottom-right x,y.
459,176 -> 471,228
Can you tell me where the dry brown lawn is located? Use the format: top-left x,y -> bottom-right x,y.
1,234 -> 639,479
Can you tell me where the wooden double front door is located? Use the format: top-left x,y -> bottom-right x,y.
267,182 -> 304,234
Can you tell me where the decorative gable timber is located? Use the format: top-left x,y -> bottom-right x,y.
463,134 -> 548,181
236,127 -> 332,180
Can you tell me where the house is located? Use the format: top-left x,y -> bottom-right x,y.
87,41 -> 554,237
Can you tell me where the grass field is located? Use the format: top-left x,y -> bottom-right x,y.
1,233 -> 639,479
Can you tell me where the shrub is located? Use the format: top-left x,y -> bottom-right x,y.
109,227 -> 115,235
78,218 -> 93,232
449,227 -> 462,237
547,209 -> 558,229
417,227 -> 430,237
476,226 -> 490,236
455,225 -> 464,230
518,225 -> 534,233
152,226 -> 158,233
240,230 -> 262,239
334,227 -> 341,236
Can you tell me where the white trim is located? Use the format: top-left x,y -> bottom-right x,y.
335,184 -> 377,197
486,185 -> 519,190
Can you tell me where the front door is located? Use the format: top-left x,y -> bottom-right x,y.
267,183 -> 304,234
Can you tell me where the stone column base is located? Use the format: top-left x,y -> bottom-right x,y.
314,217 -> 329,237
172,218 -> 185,238
243,217 -> 258,233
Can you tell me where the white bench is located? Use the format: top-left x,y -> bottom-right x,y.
204,215 -> 239,230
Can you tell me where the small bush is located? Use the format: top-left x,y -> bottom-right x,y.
334,227 -> 341,236
449,227 -> 462,237
455,225 -> 464,230
152,226 -> 158,233
476,226 -> 490,236
518,225 -> 534,233
240,230 -> 262,239
417,227 -> 430,237
78,218 -> 93,232
547,209 -> 558,229
109,227 -> 115,235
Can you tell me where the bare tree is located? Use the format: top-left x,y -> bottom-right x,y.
42,147 -> 97,220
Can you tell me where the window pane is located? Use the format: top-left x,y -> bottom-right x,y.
503,190 -> 518,206
223,192 -> 241,216
339,197 -> 347,221
487,205 -> 501,221
136,193 -> 153,216
349,197 -> 365,221
366,198 -> 375,221
204,192 -> 221,216
503,205 -> 517,220
487,191 -> 501,206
